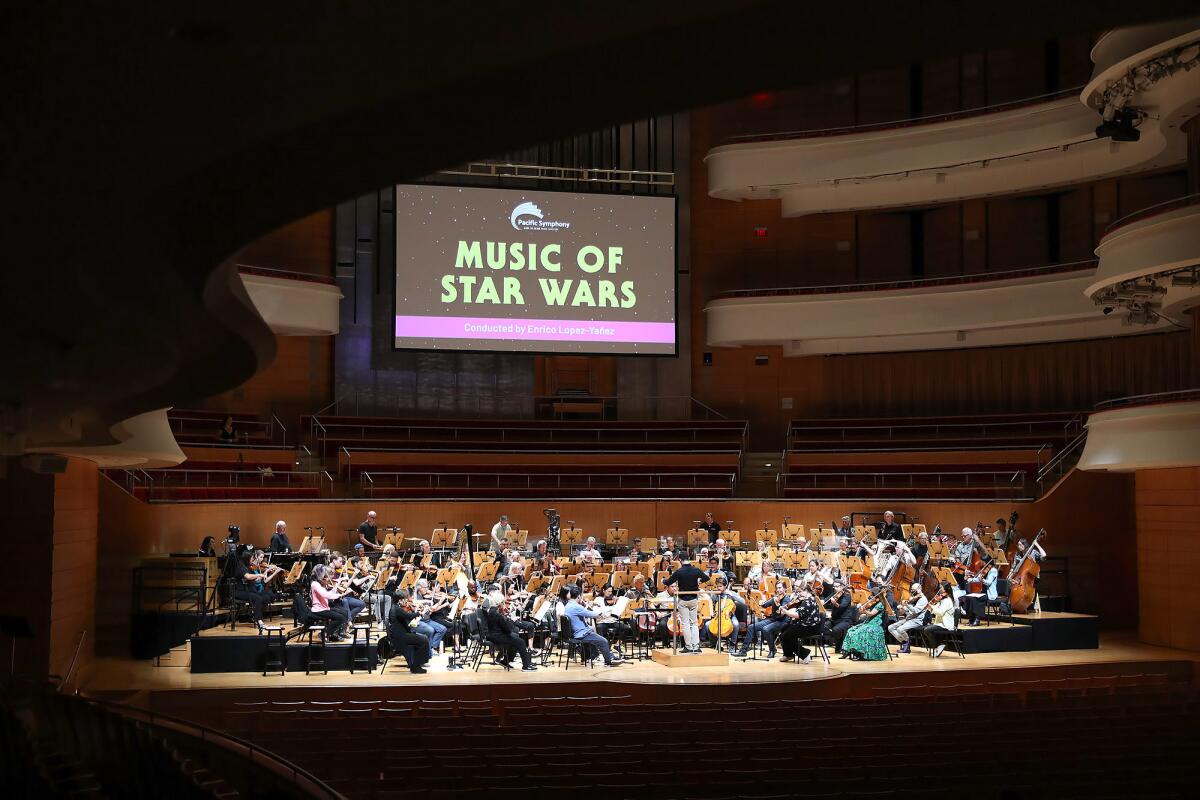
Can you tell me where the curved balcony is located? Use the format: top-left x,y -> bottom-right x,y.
25,409 -> 186,469
707,18 -> 1200,216
237,264 -> 342,336
1087,196 -> 1200,325
1078,390 -> 1200,471
704,260 -> 1176,356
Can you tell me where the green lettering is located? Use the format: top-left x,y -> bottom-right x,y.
455,240 -> 482,269
538,278 -> 573,305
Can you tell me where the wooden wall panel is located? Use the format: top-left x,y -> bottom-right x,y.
51,459 -> 98,685
201,334 -> 333,425
1135,467 -> 1200,651
236,210 -> 334,278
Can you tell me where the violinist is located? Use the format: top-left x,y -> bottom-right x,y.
482,591 -> 537,671
373,553 -> 403,628
887,583 -> 929,654
234,549 -> 282,630
593,585 -> 629,652
802,560 -> 828,595
823,580 -> 855,653
410,540 -> 439,578
330,552 -> 368,626
840,589 -> 889,661
910,532 -> 929,564
411,579 -> 449,658
921,582 -> 958,657
386,589 -> 430,674
777,586 -> 823,664
563,584 -> 623,667
309,564 -> 352,642
746,558 -> 776,589
531,539 -> 559,574
736,582 -> 788,658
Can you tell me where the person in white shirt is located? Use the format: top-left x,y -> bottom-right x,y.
887,583 -> 929,654
921,583 -> 958,657
746,559 -> 776,588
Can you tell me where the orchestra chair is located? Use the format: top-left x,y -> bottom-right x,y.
555,616 -> 595,670
985,579 -> 1013,625
304,626 -> 327,675
801,630 -> 831,665
262,625 -> 286,676
224,578 -> 251,631
349,624 -> 373,674
463,612 -> 507,672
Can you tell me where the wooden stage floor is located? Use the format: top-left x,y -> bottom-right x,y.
81,627 -> 1198,696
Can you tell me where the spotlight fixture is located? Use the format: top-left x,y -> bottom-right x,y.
1095,108 -> 1141,142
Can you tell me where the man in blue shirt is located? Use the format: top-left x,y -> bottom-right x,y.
563,585 -> 623,667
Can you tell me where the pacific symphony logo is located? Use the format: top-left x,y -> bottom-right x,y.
510,200 -> 571,232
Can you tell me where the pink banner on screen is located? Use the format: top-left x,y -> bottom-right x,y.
395,315 -> 675,344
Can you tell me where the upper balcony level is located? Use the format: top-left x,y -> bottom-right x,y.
706,17 -> 1200,217
237,264 -> 341,336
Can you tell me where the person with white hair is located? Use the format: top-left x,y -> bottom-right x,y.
887,583 -> 929,654
878,510 -> 903,542
578,537 -> 601,566
482,591 -> 537,671
269,520 -> 291,553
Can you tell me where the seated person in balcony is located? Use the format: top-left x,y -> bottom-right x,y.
309,564 -> 351,641
269,520 -> 292,553
387,589 -> 430,674
218,415 -> 236,442
577,537 -> 602,566
878,510 -> 904,542
233,549 -> 281,630
358,510 -> 381,551
699,511 -> 721,545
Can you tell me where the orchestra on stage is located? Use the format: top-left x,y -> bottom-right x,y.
217,509 -> 1048,673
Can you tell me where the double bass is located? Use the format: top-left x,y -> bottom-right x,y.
918,524 -> 942,599
1008,528 -> 1047,614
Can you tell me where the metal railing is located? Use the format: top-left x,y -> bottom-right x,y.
1102,193 -> 1200,237
725,86 -> 1084,144
80,695 -> 342,799
137,468 -> 334,500
715,259 -> 1097,300
787,417 -> 1078,446
1036,429 -> 1089,494
361,470 -> 736,496
168,412 -> 289,447
782,470 -> 1031,500
1094,388 -> 1200,411
313,392 -> 731,422
318,418 -> 748,459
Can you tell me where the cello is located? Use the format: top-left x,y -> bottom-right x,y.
918,524 -> 942,599
1008,528 -> 1047,614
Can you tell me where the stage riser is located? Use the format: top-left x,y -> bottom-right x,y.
191,636 -> 380,674
961,625 -> 1032,654
984,613 -> 1099,650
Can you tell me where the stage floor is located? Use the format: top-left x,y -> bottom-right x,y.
81,629 -> 1197,694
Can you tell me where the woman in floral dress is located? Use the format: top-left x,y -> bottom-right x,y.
840,600 -> 888,661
